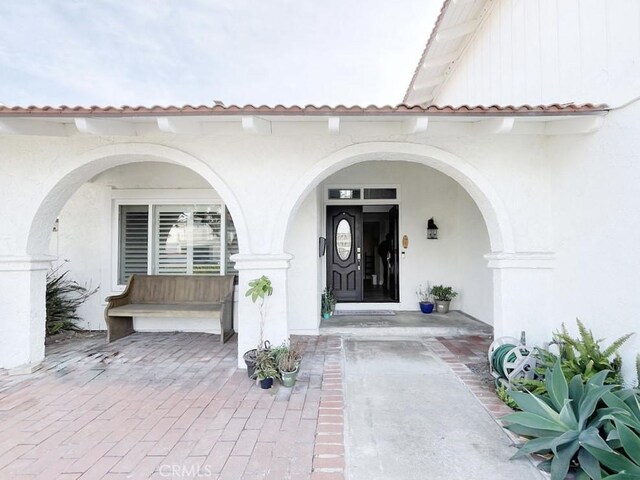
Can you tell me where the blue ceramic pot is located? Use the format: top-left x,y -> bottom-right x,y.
419,302 -> 435,314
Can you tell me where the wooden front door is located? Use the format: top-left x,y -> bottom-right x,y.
326,206 -> 363,302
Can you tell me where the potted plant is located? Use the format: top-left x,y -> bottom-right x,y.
243,275 -> 274,378
321,288 -> 337,319
415,283 -> 434,314
430,285 -> 457,313
275,342 -> 303,387
252,347 -> 279,389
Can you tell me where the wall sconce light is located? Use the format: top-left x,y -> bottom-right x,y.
427,217 -> 438,239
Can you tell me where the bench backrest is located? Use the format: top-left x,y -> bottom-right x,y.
126,275 -> 235,304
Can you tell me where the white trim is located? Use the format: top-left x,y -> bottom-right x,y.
110,188 -> 220,202
323,184 -> 403,304
485,252 -> 555,269
231,253 -> 293,270
0,255 -> 55,272
220,207 -> 227,276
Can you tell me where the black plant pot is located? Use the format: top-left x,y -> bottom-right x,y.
259,377 -> 273,389
243,349 -> 257,378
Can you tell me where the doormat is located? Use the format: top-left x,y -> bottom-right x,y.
332,310 -> 396,316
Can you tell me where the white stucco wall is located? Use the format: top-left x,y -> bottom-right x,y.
284,190 -> 321,334
436,0 -> 640,107
546,103 -> 640,385
285,160 -> 493,327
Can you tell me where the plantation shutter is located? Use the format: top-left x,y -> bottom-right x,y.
225,207 -> 239,275
154,205 -> 222,275
192,207 -> 222,275
118,205 -> 149,284
156,208 -> 189,275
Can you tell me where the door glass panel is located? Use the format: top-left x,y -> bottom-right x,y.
336,219 -> 352,260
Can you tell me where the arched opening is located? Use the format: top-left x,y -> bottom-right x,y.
275,142 -> 513,336
24,143 -> 249,362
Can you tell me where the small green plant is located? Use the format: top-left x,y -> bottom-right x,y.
46,264 -> 98,336
495,383 -> 519,411
321,288 -> 337,316
274,341 -> 303,373
245,276 -> 273,349
503,360 -> 615,480
252,348 -> 279,382
430,285 -> 457,302
415,283 -> 433,303
541,319 -> 633,386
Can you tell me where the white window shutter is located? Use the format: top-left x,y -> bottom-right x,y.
118,205 -> 149,284
156,209 -> 189,275
192,208 -> 221,275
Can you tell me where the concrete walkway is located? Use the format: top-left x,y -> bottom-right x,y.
342,338 -> 543,480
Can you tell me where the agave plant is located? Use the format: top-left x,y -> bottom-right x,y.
584,420 -> 640,478
503,361 -> 616,480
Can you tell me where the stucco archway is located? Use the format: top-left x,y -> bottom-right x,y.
27,143 -> 250,257
0,142 -> 251,370
272,141 -> 514,255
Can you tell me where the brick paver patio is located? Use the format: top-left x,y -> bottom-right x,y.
0,333 -> 345,480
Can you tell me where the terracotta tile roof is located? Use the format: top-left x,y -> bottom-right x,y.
0,103 -> 609,117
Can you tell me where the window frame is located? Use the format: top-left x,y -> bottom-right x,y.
325,184 -> 401,205
111,189 -> 234,290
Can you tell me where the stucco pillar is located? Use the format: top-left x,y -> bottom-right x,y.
0,256 -> 52,370
231,253 -> 293,368
486,252 -> 555,348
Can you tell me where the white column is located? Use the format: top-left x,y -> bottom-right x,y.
0,256 -> 52,370
231,253 -> 293,368
486,252 -> 555,347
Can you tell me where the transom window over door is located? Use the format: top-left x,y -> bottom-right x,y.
118,203 -> 238,285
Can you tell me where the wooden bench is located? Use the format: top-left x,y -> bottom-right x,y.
104,275 -> 235,344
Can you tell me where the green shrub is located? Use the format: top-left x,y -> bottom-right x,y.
430,285 -> 457,301
46,265 -> 98,336
252,347 -> 279,381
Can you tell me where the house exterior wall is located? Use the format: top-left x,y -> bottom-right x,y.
546,102 -> 640,384
0,114 -> 636,383
436,0 -> 640,106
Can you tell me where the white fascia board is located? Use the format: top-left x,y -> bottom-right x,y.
435,18 -> 480,42
544,116 -> 605,135
413,75 -> 446,92
0,119 -> 68,136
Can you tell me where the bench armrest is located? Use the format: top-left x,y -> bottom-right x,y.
104,275 -> 136,305
218,283 -> 235,343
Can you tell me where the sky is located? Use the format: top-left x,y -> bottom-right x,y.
0,1 -> 441,107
